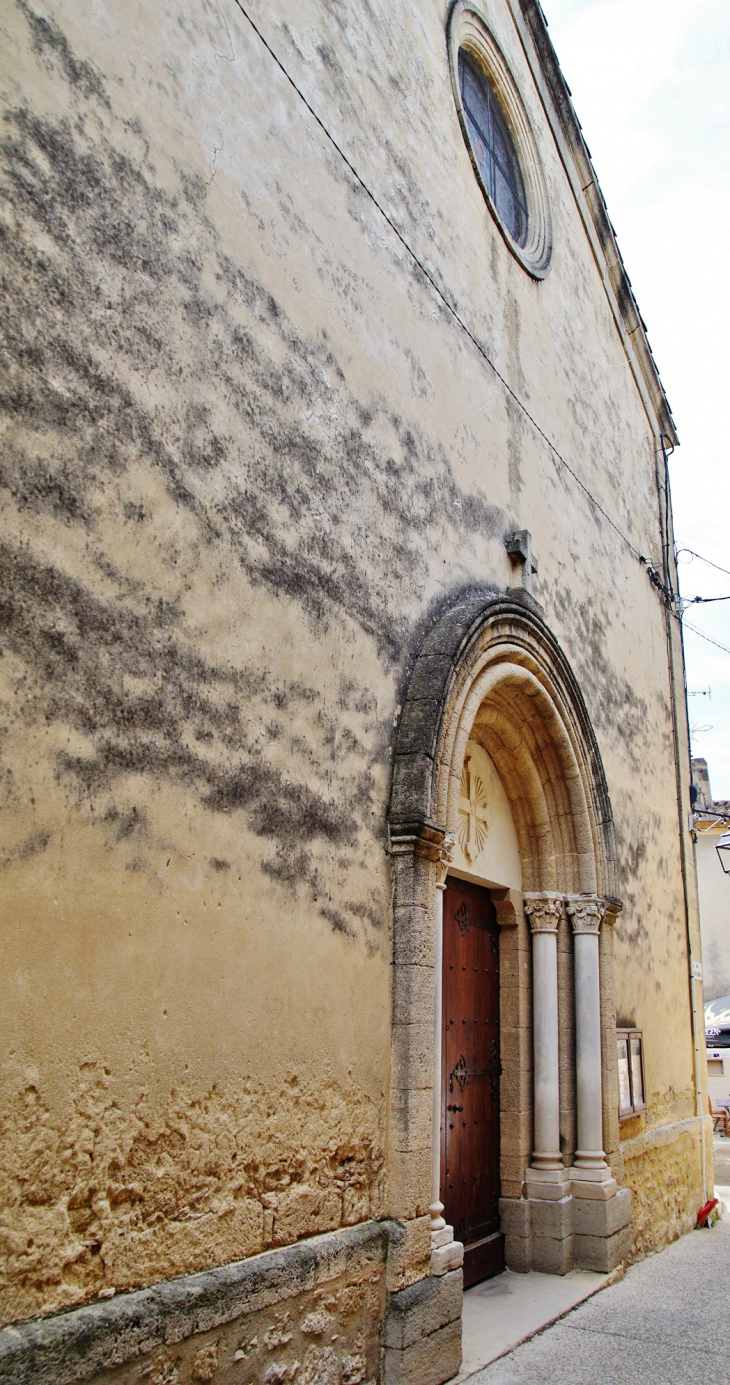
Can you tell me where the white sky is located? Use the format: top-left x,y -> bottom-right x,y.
543,0 -> 730,796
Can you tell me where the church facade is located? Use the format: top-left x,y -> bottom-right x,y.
0,0 -> 710,1381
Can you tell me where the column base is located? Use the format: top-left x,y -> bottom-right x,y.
500,1182 -> 632,1276
573,1187 -> 632,1272
501,1193 -> 574,1275
525,1165 -> 572,1201
432,1235 -> 465,1274
571,1174 -> 618,1199
571,1157 -> 610,1181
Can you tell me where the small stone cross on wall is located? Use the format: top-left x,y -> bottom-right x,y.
458,755 -> 489,862
505,529 -> 538,595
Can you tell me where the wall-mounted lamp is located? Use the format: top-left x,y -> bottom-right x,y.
717,831 -> 730,876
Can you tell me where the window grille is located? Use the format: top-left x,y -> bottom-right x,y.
458,50 -> 528,247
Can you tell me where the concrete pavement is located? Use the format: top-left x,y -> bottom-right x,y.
455,1266 -> 612,1379
466,1167 -> 730,1383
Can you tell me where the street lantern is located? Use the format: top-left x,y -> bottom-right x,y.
717,831 -> 730,875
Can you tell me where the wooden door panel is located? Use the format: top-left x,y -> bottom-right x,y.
440,877 -> 504,1287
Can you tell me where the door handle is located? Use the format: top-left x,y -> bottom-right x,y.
447,1104 -> 464,1112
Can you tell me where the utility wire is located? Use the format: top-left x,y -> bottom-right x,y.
677,546 -> 730,580
231,0 -> 648,567
684,622 -> 730,657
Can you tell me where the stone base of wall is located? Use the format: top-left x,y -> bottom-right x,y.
0,1220 -> 463,1385
383,1271 -> 463,1385
620,1115 -> 710,1262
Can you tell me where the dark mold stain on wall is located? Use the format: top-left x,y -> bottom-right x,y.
0,543 -> 355,839
0,4 -> 506,935
550,584 -> 658,773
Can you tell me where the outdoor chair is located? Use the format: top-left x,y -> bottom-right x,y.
709,1096 -> 730,1137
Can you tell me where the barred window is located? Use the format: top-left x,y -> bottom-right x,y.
458,50 -> 528,247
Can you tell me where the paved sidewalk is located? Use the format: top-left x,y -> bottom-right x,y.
455,1266 -> 611,1379
466,1212 -> 730,1384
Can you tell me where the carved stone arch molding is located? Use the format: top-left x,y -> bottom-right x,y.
385,587 -> 628,1309
389,586 -> 618,897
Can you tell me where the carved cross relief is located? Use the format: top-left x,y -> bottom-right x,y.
505,529 -> 538,595
458,754 -> 489,862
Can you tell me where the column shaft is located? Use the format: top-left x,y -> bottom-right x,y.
532,930 -> 561,1163
431,880 -> 446,1231
568,897 -> 608,1172
524,895 -> 563,1171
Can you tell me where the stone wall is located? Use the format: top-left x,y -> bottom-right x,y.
0,1064 -> 385,1327
0,1222 -> 391,1385
620,1117 -> 708,1261
0,1221 -> 464,1385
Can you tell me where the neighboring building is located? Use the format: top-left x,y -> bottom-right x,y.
0,2 -> 710,1383
692,758 -> 730,1105
692,758 -> 730,1004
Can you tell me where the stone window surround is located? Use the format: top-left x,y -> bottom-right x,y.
448,0 -> 553,278
617,1027 -> 647,1120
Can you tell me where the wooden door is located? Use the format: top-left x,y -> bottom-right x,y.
441,877 -> 504,1287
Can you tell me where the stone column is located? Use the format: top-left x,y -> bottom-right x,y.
566,896 -> 608,1177
429,838 -> 463,1277
523,894 -> 567,1188
523,894 -> 572,1274
565,896 -> 632,1274
599,898 -> 623,1180
430,843 -> 451,1234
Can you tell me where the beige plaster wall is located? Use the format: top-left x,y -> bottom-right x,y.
0,0 -> 703,1325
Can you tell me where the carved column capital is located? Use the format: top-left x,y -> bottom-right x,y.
523,893 -> 562,934
565,895 -> 605,936
436,832 -> 456,889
